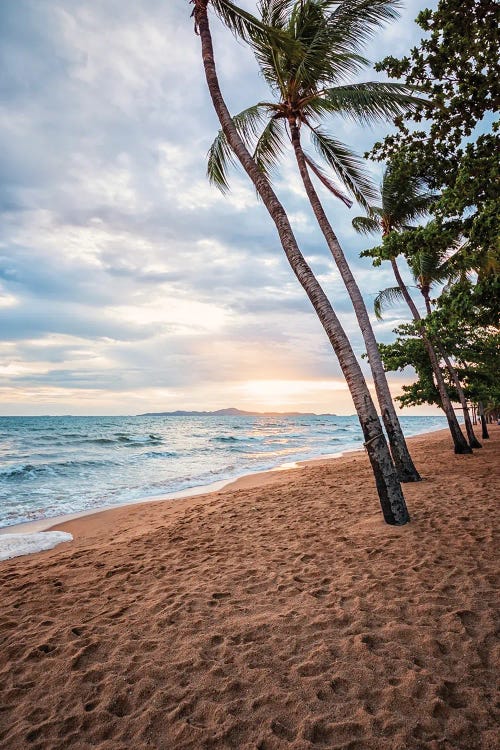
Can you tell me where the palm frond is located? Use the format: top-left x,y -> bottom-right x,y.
255,1 -> 372,96
211,0 -> 287,44
259,0 -> 295,29
207,103 -> 270,191
410,247 -> 450,287
325,0 -> 402,53
381,167 -> 435,226
309,127 -> 378,209
235,1 -> 304,95
322,82 -> 426,125
352,215 -> 381,235
207,129 -> 237,193
291,2 -> 350,89
302,151 -> 353,207
374,285 -> 406,320
477,246 -> 500,276
253,115 -> 288,178
233,103 -> 271,141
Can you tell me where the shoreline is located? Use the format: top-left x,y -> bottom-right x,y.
0,428 -> 453,555
0,423 -> 449,539
0,452 -> 349,538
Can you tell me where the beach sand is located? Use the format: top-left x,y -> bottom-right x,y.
0,428 -> 498,749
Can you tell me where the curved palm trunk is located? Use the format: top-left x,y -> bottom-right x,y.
193,1 -> 409,524
440,350 -> 482,448
288,120 -> 420,482
478,401 -> 490,439
390,259 -> 471,454
420,295 -> 481,449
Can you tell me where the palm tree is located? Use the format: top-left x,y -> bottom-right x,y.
207,0 -> 422,483
352,167 -> 474,453
414,248 -> 482,449
191,0 -> 410,524
374,244 -> 482,449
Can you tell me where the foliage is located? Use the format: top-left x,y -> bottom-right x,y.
378,317 -> 500,413
207,0 -> 425,209
372,0 -> 499,159
356,0 -> 499,413
377,323 -> 441,408
369,0 -> 499,261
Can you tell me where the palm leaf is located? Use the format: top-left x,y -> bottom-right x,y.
374,285 -> 406,320
352,215 -> 381,235
210,0 -> 288,44
207,103 -> 270,191
309,127 -> 378,209
302,151 -> 353,207
291,2 -> 347,89
325,0 -> 402,53
259,0 -> 295,29
293,2 -> 372,87
322,82 -> 426,125
207,128 -> 237,192
381,168 -> 435,227
253,116 -> 288,178
255,1 -> 370,96
410,247 -> 450,288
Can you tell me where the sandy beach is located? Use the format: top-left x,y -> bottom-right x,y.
0,428 -> 498,749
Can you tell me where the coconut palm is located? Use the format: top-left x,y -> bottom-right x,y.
353,167 -> 474,453
374,245 -> 482,450
191,0 -> 410,524
207,0 -> 422,482
413,246 -> 482,449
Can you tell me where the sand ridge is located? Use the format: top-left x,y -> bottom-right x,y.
0,429 -> 498,749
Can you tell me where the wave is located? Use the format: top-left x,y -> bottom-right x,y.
79,437 -> 117,445
0,458 -> 116,481
142,451 -> 178,459
210,435 -> 264,443
115,433 -> 163,445
0,415 -> 449,529
46,435 -> 166,447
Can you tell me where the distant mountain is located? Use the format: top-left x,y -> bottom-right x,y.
138,407 -> 335,417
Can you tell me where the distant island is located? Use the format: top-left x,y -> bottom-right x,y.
138,407 -> 335,417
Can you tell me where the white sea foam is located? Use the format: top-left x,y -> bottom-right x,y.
0,532 -> 73,561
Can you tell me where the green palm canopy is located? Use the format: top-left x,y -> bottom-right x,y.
352,164 -> 450,318
207,0 -> 426,210
352,163 -> 435,237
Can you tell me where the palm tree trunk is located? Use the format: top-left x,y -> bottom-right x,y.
421,295 -> 481,449
288,120 -> 420,482
390,259 -> 471,454
193,0 -> 409,524
440,351 -> 481,448
478,401 -> 490,439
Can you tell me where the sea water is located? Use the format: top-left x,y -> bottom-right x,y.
0,414 -> 448,528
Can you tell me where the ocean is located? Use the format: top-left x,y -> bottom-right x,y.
0,414 -> 448,528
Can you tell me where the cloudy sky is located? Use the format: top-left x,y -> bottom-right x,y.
0,0 -> 440,416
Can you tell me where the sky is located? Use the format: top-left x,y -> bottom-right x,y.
0,0 -> 441,416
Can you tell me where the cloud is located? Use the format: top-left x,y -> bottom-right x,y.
0,0 -> 436,414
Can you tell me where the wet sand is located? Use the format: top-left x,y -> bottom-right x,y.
0,428 -> 498,749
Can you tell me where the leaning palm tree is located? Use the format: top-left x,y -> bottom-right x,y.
353,167 -> 474,453
373,244 -> 482,450
412,246 -> 482,449
191,0 -> 410,524
207,0 -> 422,482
